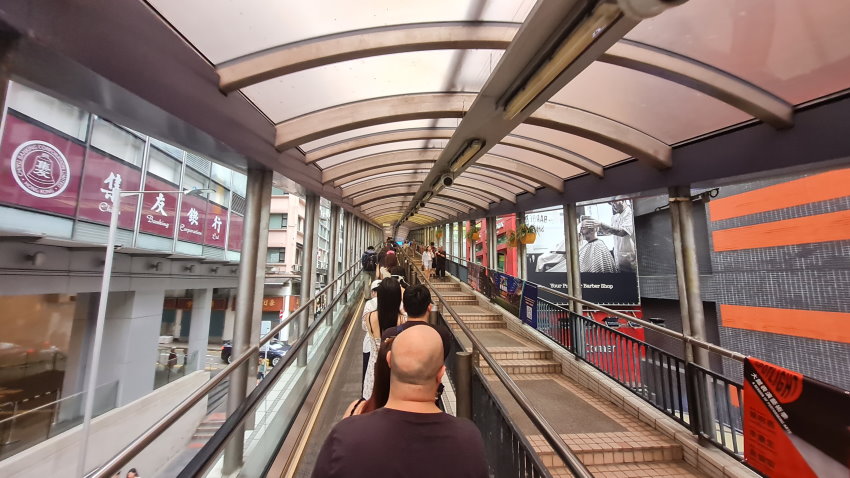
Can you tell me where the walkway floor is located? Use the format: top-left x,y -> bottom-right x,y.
428,275 -> 707,478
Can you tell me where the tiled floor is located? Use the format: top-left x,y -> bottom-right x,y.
435,277 -> 708,478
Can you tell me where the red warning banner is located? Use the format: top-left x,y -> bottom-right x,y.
743,357 -> 850,478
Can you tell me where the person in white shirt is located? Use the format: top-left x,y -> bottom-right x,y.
421,247 -> 433,281
361,280 -> 381,393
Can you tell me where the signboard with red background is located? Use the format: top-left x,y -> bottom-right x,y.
139,174 -> 179,238
76,149 -> 141,229
205,202 -> 228,248
0,114 -> 84,217
177,194 -> 207,243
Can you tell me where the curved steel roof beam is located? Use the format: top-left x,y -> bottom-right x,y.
436,188 -> 490,209
276,93 -> 472,150
345,172 -> 513,204
335,163 -> 434,187
321,149 -> 439,183
454,173 -> 525,196
354,190 -> 415,208
369,206 -> 451,221
446,185 -> 500,205
308,128 -> 456,163
466,165 -> 538,193
599,40 -> 794,129
218,22 -> 519,92
343,173 -> 428,197
276,93 -> 667,169
361,199 -> 468,216
424,196 -> 481,213
311,126 -> 603,177
452,178 -> 516,203
526,102 -> 671,169
476,154 -> 563,192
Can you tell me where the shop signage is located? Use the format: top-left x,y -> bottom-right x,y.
743,357 -> 850,478
0,114 -> 84,216
205,202 -> 227,248
262,296 -> 283,311
520,282 -> 538,328
178,194 -> 206,243
76,149 -> 141,228
139,175 -> 179,237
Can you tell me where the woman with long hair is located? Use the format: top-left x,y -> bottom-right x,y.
361,278 -> 403,399
379,252 -> 399,279
344,336 -> 394,417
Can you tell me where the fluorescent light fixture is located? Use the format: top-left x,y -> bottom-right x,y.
449,139 -> 484,173
503,3 -> 622,120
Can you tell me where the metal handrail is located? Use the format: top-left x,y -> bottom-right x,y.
89,259 -> 363,478
401,250 -> 593,478
176,267 -> 365,478
444,253 -> 745,363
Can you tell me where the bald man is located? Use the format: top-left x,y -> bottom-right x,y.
311,326 -> 488,478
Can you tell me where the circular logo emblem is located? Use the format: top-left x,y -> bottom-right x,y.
11,140 -> 70,198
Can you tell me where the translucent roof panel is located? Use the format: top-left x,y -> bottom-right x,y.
245,50 -> 503,123
315,141 -> 437,169
510,124 -> 628,167
627,0 -> 850,105
147,0 -> 535,64
550,62 -> 751,144
488,144 -> 585,179
301,118 -> 461,151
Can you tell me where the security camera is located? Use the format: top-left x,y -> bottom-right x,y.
419,202 -> 427,208
439,173 -> 454,187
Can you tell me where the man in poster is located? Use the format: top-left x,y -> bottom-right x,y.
582,200 -> 636,273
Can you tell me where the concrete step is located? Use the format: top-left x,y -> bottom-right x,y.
431,282 -> 461,289
488,348 -> 553,361
584,460 -> 704,477
448,320 -> 506,330
480,358 -> 561,376
535,440 -> 683,468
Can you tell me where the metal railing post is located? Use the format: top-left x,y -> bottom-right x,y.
455,351 -> 473,420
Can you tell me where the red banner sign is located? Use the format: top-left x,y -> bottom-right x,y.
228,212 -> 243,252
743,357 -> 849,478
76,149 -> 141,229
139,174 -> 179,237
205,202 -> 228,248
177,194 -> 207,244
0,114 -> 84,217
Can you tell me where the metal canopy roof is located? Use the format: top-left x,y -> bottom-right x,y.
2,0 -> 850,231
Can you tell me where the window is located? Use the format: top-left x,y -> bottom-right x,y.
270,213 -> 288,229
295,246 -> 303,265
183,168 -> 208,192
297,217 -> 304,232
271,187 -> 288,196
7,82 -> 89,140
267,247 -> 285,263
208,182 -> 229,207
147,147 -> 182,184
90,118 -> 145,166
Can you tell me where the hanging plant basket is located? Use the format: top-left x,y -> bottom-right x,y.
470,232 -> 480,241
466,224 -> 480,241
435,230 -> 444,239
517,224 -> 537,244
506,230 -> 519,247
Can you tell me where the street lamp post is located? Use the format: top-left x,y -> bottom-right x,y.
76,186 -> 212,477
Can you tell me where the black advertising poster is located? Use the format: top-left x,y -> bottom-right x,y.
520,282 -> 538,328
576,200 -> 640,306
743,357 -> 850,478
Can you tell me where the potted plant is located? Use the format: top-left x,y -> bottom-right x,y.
466,224 -> 480,241
518,224 -> 537,244
506,230 -> 519,247
435,229 -> 444,240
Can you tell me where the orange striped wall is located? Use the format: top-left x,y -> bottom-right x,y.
712,209 -> 850,252
709,169 -> 850,221
720,304 -> 850,344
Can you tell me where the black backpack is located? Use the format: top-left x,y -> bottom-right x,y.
362,252 -> 377,271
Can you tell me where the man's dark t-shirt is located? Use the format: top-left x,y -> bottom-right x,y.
311,408 -> 488,478
381,321 -> 453,360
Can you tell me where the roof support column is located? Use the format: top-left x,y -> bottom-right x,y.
516,212 -> 527,280
329,204 -> 340,298
564,204 -> 582,316
224,168 -> 272,474
447,222 -> 454,260
486,216 -> 497,270
297,192 -> 320,366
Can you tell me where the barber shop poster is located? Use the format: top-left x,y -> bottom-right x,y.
743,357 -> 850,478
576,200 -> 639,305
525,202 -> 640,306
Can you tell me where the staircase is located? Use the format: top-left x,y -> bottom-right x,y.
426,274 -> 707,478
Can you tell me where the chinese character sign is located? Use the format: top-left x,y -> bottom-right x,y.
178,194 -> 206,243
139,175 -> 178,237
0,115 -> 84,217
743,357 -> 850,478
204,202 -> 228,248
77,150 -> 141,229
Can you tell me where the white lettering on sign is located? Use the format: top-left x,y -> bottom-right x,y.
180,223 -> 202,235
151,193 -> 167,216
586,345 -> 616,353
582,283 -> 614,289
12,140 -> 71,198
146,215 -> 169,228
